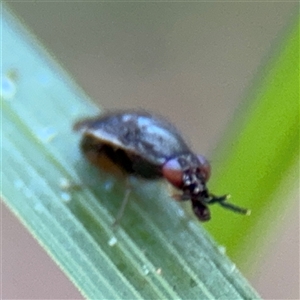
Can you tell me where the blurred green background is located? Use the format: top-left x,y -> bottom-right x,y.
3,2 -> 299,299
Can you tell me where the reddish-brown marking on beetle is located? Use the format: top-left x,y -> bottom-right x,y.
74,110 -> 249,222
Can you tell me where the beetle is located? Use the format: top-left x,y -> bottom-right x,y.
74,110 -> 249,222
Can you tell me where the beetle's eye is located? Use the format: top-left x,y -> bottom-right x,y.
197,155 -> 211,182
162,158 -> 184,188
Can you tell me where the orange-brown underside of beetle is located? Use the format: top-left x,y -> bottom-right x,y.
85,149 -> 126,178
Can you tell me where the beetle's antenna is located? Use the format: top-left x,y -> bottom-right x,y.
218,200 -> 250,215
209,194 -> 250,215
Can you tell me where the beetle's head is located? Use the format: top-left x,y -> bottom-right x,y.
162,153 -> 249,221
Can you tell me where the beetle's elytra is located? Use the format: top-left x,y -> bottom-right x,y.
74,110 -> 249,222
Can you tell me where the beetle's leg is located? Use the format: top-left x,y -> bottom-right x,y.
172,192 -> 190,201
112,181 -> 132,228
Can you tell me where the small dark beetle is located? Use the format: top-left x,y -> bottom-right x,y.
74,110 -> 249,222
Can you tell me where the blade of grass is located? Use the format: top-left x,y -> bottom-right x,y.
206,16 -> 299,272
1,7 -> 260,300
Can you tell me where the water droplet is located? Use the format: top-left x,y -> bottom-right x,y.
34,203 -> 44,213
108,236 -> 118,247
103,179 -> 114,191
14,179 -> 24,189
229,263 -> 236,273
1,76 -> 16,99
187,220 -> 199,231
142,265 -> 150,275
36,72 -> 51,86
218,246 -> 226,255
37,127 -> 57,143
156,268 -> 162,275
175,206 -> 185,218
61,192 -> 71,202
24,187 -> 33,198
59,178 -> 71,190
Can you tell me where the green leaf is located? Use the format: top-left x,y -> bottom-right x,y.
206,16 -> 299,272
2,8 -> 259,300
